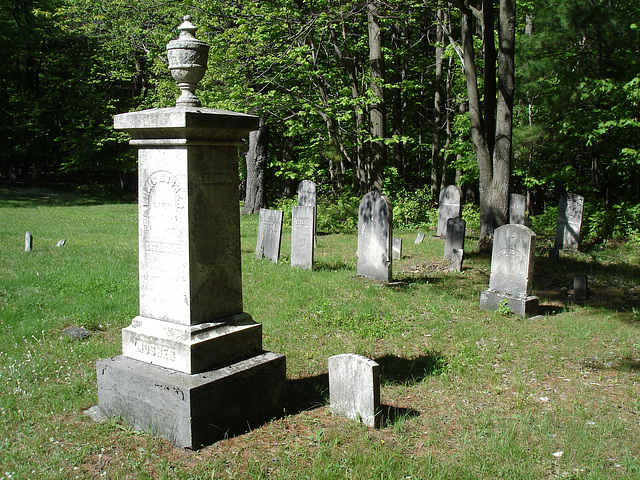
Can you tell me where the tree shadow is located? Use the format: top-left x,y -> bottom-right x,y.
375,352 -> 448,385
0,185 -> 135,208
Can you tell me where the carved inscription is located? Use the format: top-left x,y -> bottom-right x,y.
135,341 -> 176,362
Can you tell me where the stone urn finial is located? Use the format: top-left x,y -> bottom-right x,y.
167,15 -> 210,107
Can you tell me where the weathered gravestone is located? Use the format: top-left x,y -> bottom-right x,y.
297,180 -> 317,244
437,185 -> 462,236
443,217 -> 466,263
291,205 -> 314,269
449,249 -> 464,273
480,224 -> 539,316
357,192 -> 392,282
96,16 -> 286,449
555,193 -> 584,252
574,274 -> 588,300
509,193 -> 526,225
392,238 -> 402,260
414,233 -> 425,244
256,208 -> 283,263
329,353 -> 380,428
24,231 -> 33,252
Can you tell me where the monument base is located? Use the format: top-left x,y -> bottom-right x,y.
480,290 -> 539,317
121,313 -> 262,374
96,351 -> 286,449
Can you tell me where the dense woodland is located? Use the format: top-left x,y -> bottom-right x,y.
1,0 -> 639,244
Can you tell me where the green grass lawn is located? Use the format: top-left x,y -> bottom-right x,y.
1,186 -> 640,479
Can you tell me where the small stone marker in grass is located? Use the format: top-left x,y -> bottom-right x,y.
329,353 -> 380,428
509,193 -> 526,225
291,205 -> 314,269
392,238 -> 402,260
480,224 -> 539,317
414,233 -> 425,244
436,185 -> 462,237
256,208 -> 283,263
444,217 -> 465,263
574,274 -> 588,300
56,238 -> 66,247
25,231 -> 33,252
356,191 -> 392,282
555,193 -> 584,252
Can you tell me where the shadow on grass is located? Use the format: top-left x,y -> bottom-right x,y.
0,185 -> 136,208
376,353 -> 447,386
534,253 -> 640,318
387,276 -> 444,288
379,404 -> 420,427
286,373 -> 329,415
314,261 -> 353,272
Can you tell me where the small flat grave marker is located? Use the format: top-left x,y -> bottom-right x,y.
357,192 -> 392,282
329,353 -> 380,428
256,209 -> 283,263
414,233 -> 425,244
437,185 -> 462,236
480,224 -> 539,316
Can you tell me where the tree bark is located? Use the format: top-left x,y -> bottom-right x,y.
367,0 -> 386,192
241,117 -> 268,215
431,6 -> 445,200
460,0 -> 513,251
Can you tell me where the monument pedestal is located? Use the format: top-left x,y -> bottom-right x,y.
480,290 -> 539,317
97,352 -> 286,449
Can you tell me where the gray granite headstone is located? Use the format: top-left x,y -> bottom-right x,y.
480,224 -> 539,316
356,192 -> 392,282
443,217 -> 466,262
256,209 -> 283,263
414,233 -> 425,244
291,205 -> 315,269
297,180 -> 317,245
449,249 -> 464,273
329,353 -> 380,428
554,193 -> 584,252
25,231 -> 33,252
509,193 -> 526,225
437,185 -> 462,236
392,238 -> 402,260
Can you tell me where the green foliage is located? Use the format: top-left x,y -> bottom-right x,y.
391,187 -> 435,230
582,201 -> 640,243
316,195 -> 359,234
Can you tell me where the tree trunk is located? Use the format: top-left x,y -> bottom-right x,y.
367,0 -> 386,192
431,6 -> 445,200
241,117 -> 268,215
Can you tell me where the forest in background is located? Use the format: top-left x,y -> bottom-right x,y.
1,0 -> 639,242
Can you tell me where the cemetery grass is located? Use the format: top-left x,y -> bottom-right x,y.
1,188 -> 640,479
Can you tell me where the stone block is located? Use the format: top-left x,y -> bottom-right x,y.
480,290 -> 539,317
97,352 -> 286,449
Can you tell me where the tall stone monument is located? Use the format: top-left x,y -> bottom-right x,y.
555,193 -> 584,252
96,16 -> 286,449
437,185 -> 462,236
357,191 -> 392,282
480,224 -> 539,316
509,193 -> 526,225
